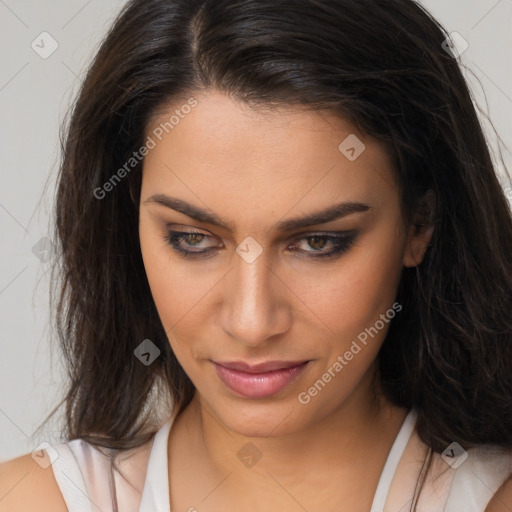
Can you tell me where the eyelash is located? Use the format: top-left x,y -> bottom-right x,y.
161,229 -> 357,260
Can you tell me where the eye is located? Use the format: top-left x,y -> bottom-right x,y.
162,229 -> 220,258
288,231 -> 358,259
162,228 -> 358,261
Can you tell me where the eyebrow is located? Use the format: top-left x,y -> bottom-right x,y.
144,194 -> 371,232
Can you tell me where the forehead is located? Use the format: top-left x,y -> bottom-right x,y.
141,91 -> 398,223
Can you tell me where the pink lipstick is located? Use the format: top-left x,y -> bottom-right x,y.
212,360 -> 310,399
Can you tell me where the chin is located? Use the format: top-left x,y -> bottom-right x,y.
209,396 -> 310,438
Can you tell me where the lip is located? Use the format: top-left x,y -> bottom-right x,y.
212,360 -> 310,399
214,359 -> 310,373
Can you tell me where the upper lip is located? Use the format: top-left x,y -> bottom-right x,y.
213,360 -> 309,373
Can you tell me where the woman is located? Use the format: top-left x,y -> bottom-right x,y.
1,0 -> 511,510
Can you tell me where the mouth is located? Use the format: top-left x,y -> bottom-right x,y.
211,359 -> 311,399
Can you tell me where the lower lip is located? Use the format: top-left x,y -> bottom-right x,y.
213,361 -> 310,399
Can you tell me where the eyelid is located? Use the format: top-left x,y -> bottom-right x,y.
164,225 -> 219,239
166,224 -> 357,241
289,228 -> 357,239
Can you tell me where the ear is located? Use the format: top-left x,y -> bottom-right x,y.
403,189 -> 436,268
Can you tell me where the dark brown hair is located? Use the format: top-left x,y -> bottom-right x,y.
42,0 -> 512,498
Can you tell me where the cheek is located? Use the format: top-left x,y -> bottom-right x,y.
139,221 -> 198,338
141,251 -> 200,370
139,219 -> 222,372
295,223 -> 405,346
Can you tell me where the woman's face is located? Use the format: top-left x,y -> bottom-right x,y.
139,90 -> 429,437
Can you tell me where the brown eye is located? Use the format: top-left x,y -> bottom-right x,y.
162,230 -> 220,258
289,231 -> 358,260
306,235 -> 330,250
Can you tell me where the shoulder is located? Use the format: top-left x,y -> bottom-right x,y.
485,477 -> 512,512
444,443 -> 512,511
0,452 -> 68,512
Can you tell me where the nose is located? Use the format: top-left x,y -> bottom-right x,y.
218,246 -> 292,348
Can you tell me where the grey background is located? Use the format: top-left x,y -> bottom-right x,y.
1,0 -> 511,460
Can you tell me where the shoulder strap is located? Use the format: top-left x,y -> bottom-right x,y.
49,441 -> 94,512
50,435 -> 155,512
370,409 -> 418,512
111,439 -> 154,511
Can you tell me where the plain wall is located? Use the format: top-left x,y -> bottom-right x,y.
0,0 -> 511,460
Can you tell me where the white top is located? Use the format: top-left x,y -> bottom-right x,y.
48,409 -> 512,511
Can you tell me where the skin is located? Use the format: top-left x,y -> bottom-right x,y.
138,90 -> 434,511
485,478 -> 512,512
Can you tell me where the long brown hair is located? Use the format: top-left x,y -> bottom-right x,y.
42,0 -> 512,495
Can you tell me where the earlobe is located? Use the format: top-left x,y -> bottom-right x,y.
402,189 -> 436,268
403,224 -> 434,267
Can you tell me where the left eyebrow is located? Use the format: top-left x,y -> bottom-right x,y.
144,194 -> 371,233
